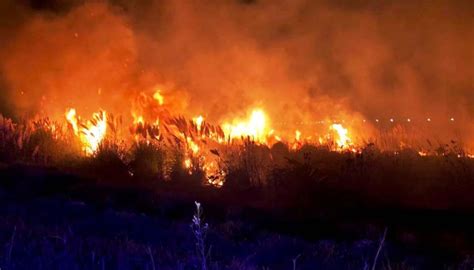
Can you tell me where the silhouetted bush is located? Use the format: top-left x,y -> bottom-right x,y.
129,141 -> 165,183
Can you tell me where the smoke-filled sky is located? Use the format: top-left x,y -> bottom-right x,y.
0,0 -> 472,140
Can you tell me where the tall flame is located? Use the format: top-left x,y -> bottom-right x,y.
65,108 -> 107,155
193,115 -> 204,132
330,123 -> 351,149
222,109 -> 269,143
65,108 -> 79,135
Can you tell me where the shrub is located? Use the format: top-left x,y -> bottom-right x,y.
129,141 -> 165,183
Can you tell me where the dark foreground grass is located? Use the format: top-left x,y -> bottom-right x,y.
0,188 -> 472,269
0,161 -> 473,269
0,121 -> 474,269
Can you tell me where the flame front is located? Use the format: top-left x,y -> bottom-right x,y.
57,88 -> 472,186
222,109 -> 269,143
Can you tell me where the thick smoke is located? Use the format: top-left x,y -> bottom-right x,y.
0,0 -> 472,145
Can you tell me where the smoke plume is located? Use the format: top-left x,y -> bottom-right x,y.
0,0 -> 472,145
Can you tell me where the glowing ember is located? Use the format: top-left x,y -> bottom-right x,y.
418,151 -> 428,157
184,158 -> 192,172
203,160 -> 225,187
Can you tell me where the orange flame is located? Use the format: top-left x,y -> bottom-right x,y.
65,108 -> 79,135
65,108 -> 107,155
222,109 -> 269,143
330,123 -> 351,149
193,115 -> 204,132
153,90 -> 164,106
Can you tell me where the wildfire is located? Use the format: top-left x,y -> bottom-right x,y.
295,130 -> 302,141
291,129 -> 302,150
153,90 -> 164,106
57,89 -> 473,187
184,158 -> 192,171
222,109 -> 269,143
65,108 -> 107,155
193,115 -> 204,132
203,161 -> 225,187
133,113 -> 145,125
65,108 -> 79,135
330,123 -> 351,149
186,137 -> 200,154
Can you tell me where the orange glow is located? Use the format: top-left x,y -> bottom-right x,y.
295,130 -> 301,142
58,90 -> 474,177
193,115 -> 204,132
65,108 -> 79,135
0,0 -> 472,194
65,108 -> 107,155
187,137 -> 200,154
153,89 -> 165,106
184,158 -> 192,172
222,109 -> 269,143
418,151 -> 428,157
133,113 -> 145,125
330,123 -> 351,149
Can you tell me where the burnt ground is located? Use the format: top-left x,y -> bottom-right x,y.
0,163 -> 473,269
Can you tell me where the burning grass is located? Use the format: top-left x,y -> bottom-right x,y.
1,110 -> 473,211
0,111 -> 473,270
0,88 -> 473,211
